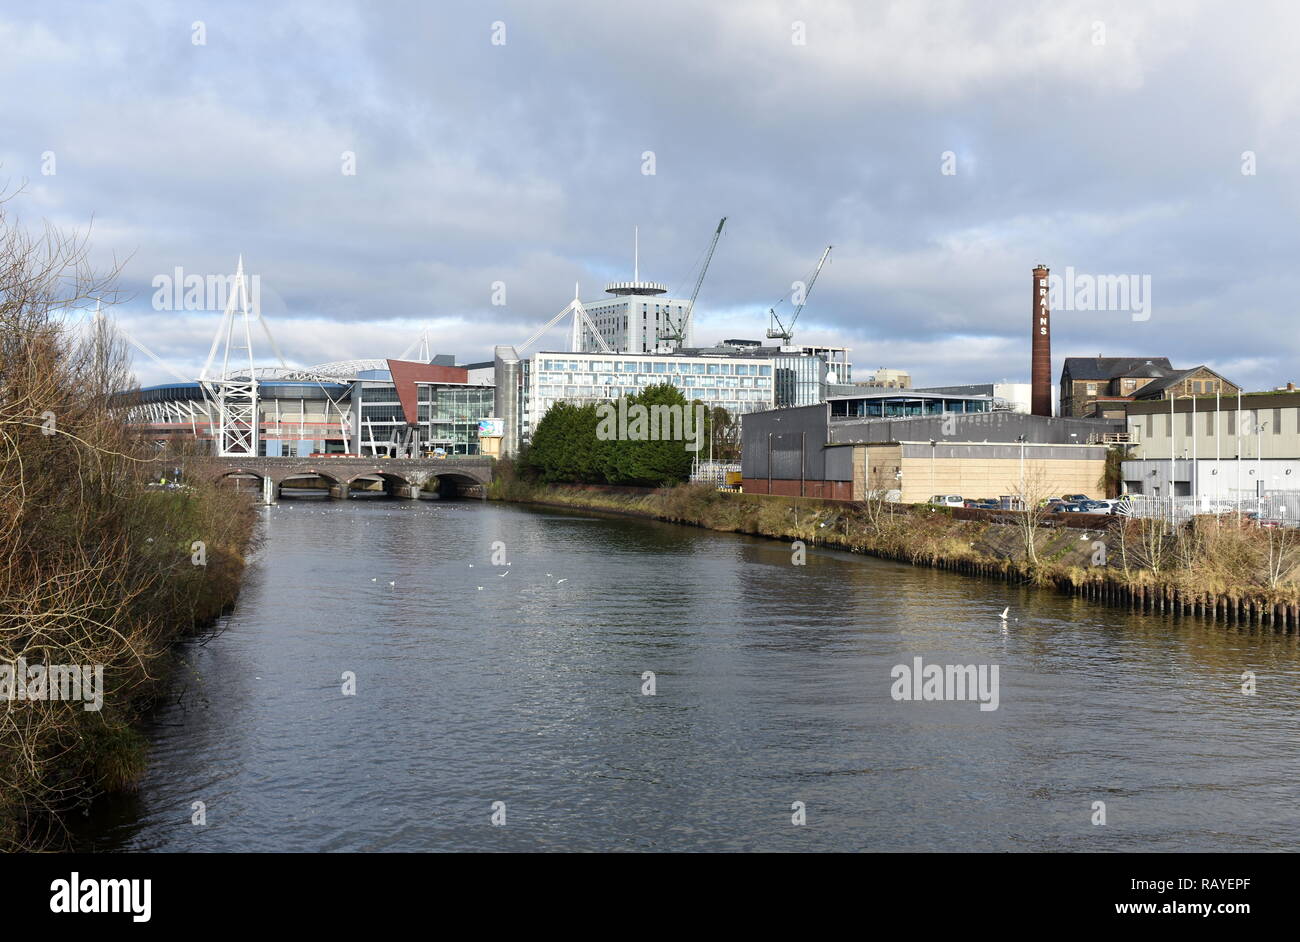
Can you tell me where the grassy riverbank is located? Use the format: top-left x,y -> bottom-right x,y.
490,470 -> 1300,628
0,482 -> 255,851
0,201 -> 257,850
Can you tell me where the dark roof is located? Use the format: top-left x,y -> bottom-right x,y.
1130,367 -> 1212,399
1061,356 -> 1172,381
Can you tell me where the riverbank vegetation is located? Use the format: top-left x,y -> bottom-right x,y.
491,470 -> 1300,626
519,384 -> 716,486
0,200 -> 255,850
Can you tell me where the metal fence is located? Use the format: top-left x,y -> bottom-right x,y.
1122,491 -> 1300,527
690,460 -> 741,487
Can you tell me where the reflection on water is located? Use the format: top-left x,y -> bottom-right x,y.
78,499 -> 1300,851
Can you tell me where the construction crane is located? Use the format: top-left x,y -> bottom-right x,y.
766,245 -> 832,346
657,216 -> 726,350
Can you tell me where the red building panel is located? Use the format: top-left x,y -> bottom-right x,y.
742,478 -> 852,500
385,359 -> 469,425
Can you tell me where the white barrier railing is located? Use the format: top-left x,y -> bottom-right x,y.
1122,492 -> 1300,526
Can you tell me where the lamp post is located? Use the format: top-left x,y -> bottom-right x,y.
1191,392 -> 1197,510
1236,389 -> 1243,523
930,438 -> 936,499
1256,418 -> 1268,519
1169,392 -> 1176,527
1016,434 -> 1026,510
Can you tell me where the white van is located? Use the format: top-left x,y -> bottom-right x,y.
928,495 -> 964,507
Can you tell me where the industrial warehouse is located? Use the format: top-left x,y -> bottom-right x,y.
740,400 -> 1117,502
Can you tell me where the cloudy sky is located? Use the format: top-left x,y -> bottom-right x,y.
5,0 -> 1299,389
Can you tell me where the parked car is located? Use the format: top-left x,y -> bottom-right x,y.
1079,500 -> 1110,512
1052,502 -> 1087,513
1063,494 -> 1090,503
972,498 -> 1001,510
929,495 -> 964,507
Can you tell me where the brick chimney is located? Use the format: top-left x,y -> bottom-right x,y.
1031,265 -> 1051,416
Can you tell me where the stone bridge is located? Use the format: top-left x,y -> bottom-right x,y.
184,456 -> 495,502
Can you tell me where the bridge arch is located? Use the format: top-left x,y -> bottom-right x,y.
212,467 -> 266,484
274,468 -> 344,500
426,471 -> 486,498
345,469 -> 415,497
276,468 -> 343,487
211,467 -> 266,497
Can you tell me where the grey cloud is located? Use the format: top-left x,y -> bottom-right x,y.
5,0 -> 1300,389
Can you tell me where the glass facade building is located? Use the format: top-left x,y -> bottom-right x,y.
527,351 -> 777,437
417,384 -> 495,454
829,392 -> 992,419
773,353 -> 827,408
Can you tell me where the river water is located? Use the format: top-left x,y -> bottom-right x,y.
80,498 -> 1300,851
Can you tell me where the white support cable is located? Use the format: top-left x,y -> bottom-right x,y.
397,332 -> 421,362
94,308 -> 198,386
577,301 -> 613,353
257,311 -> 288,368
518,302 -> 574,353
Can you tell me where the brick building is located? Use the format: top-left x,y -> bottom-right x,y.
1059,357 -> 1239,418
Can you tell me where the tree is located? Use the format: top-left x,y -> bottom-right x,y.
0,192 -> 254,848
1115,515 -> 1171,576
603,384 -> 697,487
521,401 -> 610,484
1098,446 -> 1125,498
707,406 -> 739,461
1012,466 -> 1052,567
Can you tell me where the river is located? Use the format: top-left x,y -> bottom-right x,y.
79,498 -> 1300,851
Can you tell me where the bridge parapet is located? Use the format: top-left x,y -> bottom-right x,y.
182,455 -> 494,501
